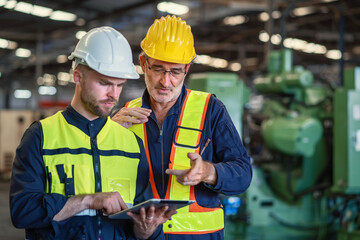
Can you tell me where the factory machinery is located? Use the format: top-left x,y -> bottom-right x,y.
189,49 -> 360,240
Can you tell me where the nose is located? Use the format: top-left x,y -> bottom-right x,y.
108,85 -> 121,99
159,72 -> 172,88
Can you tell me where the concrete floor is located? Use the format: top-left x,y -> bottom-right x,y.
0,180 -> 25,240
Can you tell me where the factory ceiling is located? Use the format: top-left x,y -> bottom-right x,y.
0,0 -> 359,89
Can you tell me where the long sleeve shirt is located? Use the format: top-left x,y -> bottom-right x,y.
138,85 -> 252,240
10,105 -> 162,240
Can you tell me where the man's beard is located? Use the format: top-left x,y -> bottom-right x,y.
80,90 -> 117,118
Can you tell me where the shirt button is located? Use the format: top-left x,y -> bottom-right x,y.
168,224 -> 173,228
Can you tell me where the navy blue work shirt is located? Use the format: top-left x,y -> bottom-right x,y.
137,85 -> 252,240
9,105 -> 163,240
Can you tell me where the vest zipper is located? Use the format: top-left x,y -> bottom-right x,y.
160,129 -> 165,195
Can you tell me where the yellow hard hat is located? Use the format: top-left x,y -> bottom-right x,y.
141,15 -> 196,64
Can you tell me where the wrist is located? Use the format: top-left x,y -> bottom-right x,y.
203,161 -> 217,185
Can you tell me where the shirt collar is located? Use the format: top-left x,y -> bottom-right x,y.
62,105 -> 107,137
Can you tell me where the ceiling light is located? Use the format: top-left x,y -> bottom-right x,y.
50,10 -> 77,21
15,48 -> 31,58
259,12 -> 269,22
272,11 -> 282,19
0,38 -> 9,48
258,31 -> 269,42
56,54 -> 68,63
32,5 -> 52,17
38,86 -> 57,95
229,62 -> 242,71
4,0 -> 16,9
271,34 -> 282,45
0,37 -> 18,50
14,89 -> 32,99
0,0 -> 7,7
157,2 -> 189,15
194,55 -> 228,68
223,15 -> 247,26
326,49 -> 341,60
76,31 -> 87,40
57,72 -> 71,82
293,7 -> 316,17
43,73 -> 56,86
14,1 -> 32,14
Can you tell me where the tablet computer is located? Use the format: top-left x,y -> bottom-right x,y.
108,199 -> 195,220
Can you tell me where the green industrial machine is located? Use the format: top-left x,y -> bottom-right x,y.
188,72 -> 250,136
247,49 -> 360,240
188,50 -> 360,240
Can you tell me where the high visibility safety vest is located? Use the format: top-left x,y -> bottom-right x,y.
40,112 -> 141,208
126,89 -> 224,234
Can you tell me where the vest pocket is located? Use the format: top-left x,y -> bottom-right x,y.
107,178 -> 130,203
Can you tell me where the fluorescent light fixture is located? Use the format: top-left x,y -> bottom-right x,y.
4,0 -> 16,9
43,73 -> 56,85
15,48 -> 31,58
14,1 -> 32,14
157,2 -> 189,15
50,10 -> 77,21
259,12 -> 269,22
38,86 -> 57,95
75,31 -> 87,40
32,5 -> 52,17
56,54 -> 68,63
57,72 -> 71,82
229,62 -> 242,71
271,34 -> 282,45
326,49 -> 341,60
14,89 -> 32,99
0,0 -> 7,7
0,38 -> 9,48
272,11 -> 282,19
223,15 -> 247,26
258,31 -> 270,42
194,54 -> 228,68
0,38 -> 17,49
293,7 -> 316,17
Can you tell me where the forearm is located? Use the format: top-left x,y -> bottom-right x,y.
53,195 -> 92,221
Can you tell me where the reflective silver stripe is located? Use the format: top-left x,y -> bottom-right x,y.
75,209 -> 97,216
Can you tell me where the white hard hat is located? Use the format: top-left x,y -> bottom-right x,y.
68,26 -> 139,79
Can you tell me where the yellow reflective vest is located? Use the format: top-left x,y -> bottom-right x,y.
126,89 -> 224,234
40,112 -> 141,207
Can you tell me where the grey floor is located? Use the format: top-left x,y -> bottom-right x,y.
0,180 -> 25,240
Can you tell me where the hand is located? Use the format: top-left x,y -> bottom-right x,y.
112,107 -> 151,128
165,152 -> 218,186
128,205 -> 177,239
53,192 -> 127,221
89,192 -> 128,215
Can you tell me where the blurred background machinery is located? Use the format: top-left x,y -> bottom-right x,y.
189,49 -> 360,240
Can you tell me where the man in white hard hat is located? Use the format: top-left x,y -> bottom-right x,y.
112,16 -> 252,240
10,26 -> 175,240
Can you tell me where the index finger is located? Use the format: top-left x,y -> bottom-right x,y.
165,169 -> 188,176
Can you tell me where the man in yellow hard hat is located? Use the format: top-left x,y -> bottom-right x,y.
113,16 -> 252,240
10,26 -> 175,240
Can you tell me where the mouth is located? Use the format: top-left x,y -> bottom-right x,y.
102,100 -> 116,108
157,87 -> 171,94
